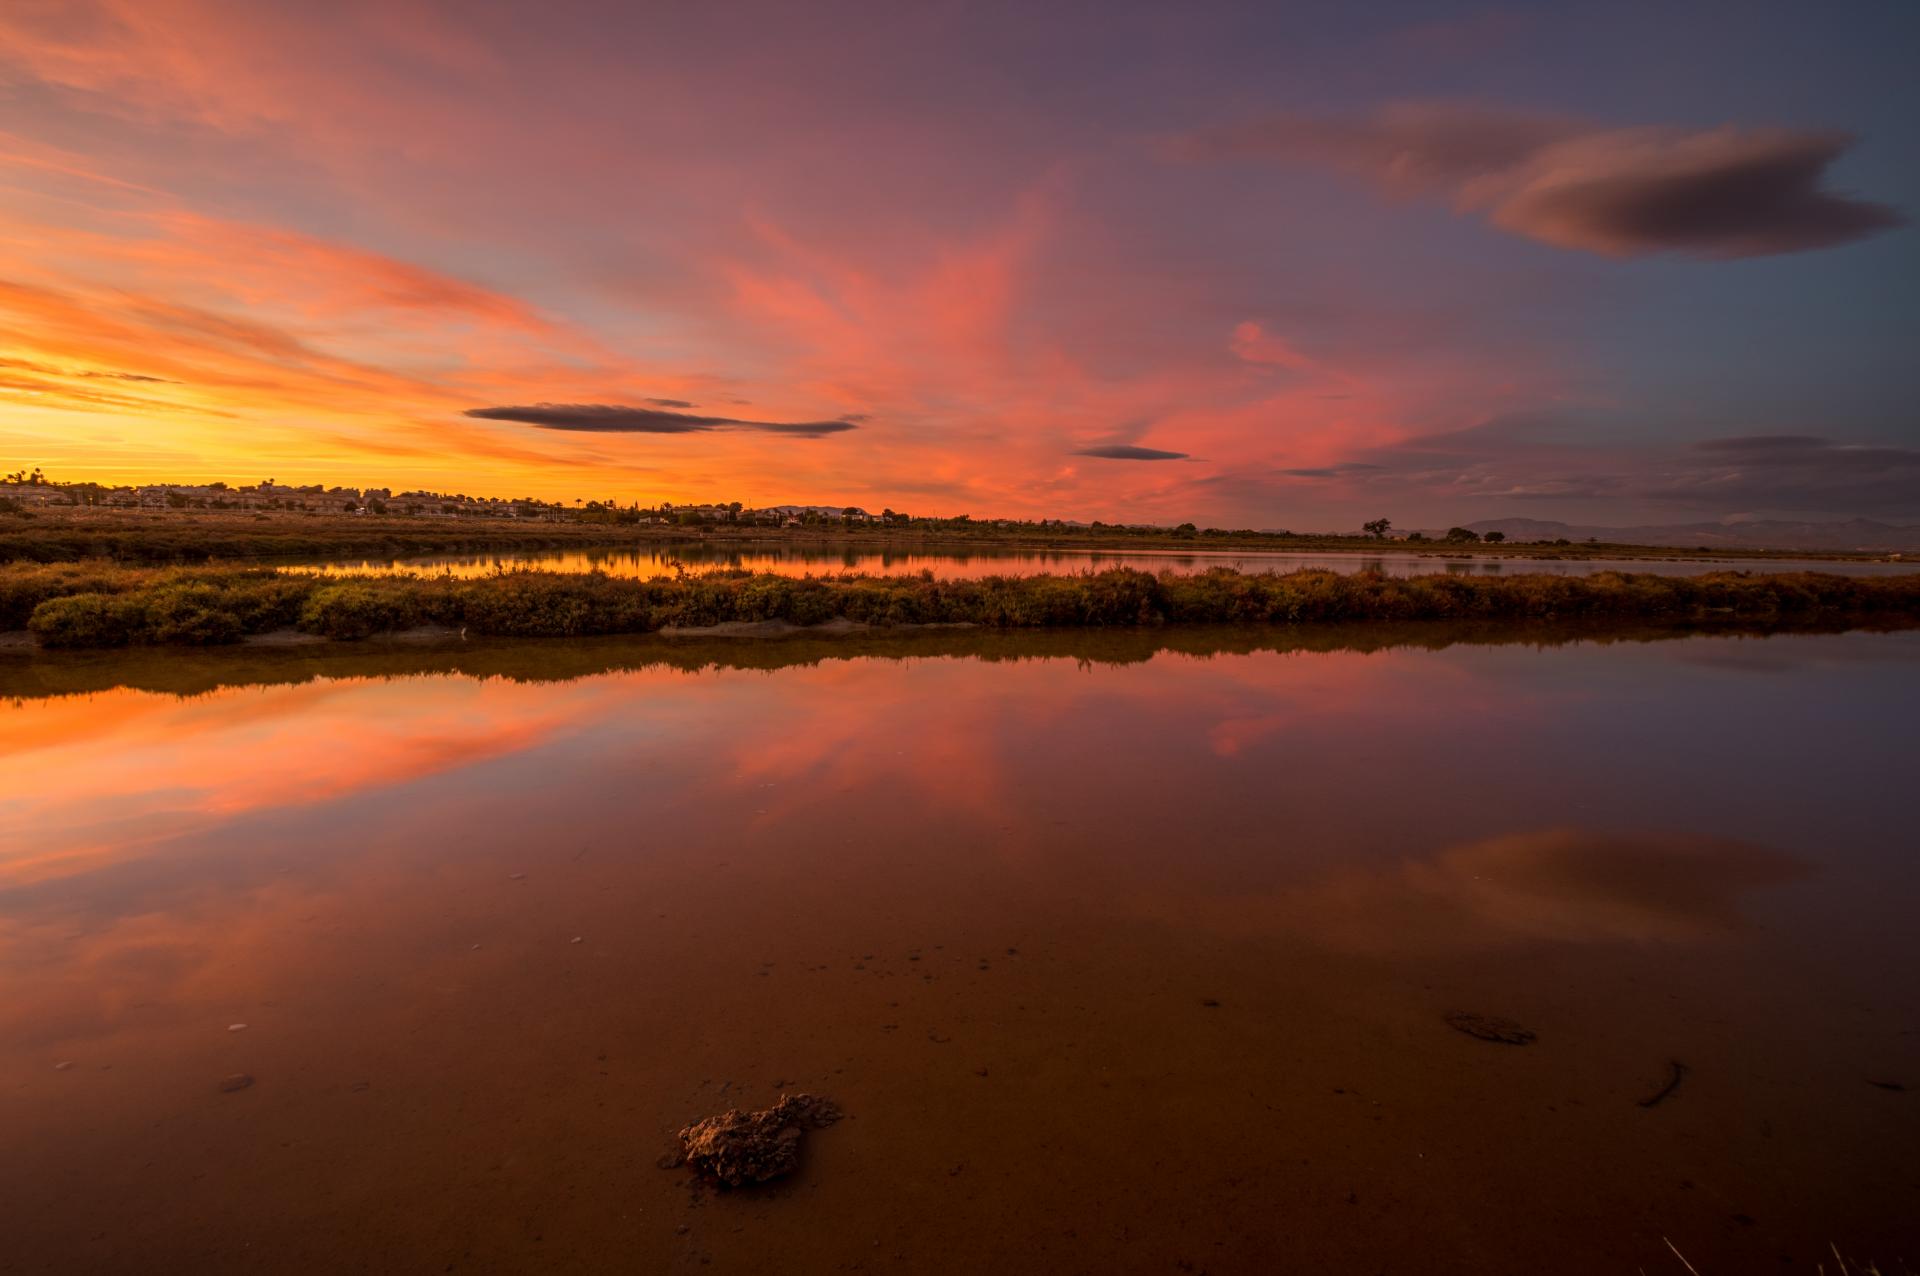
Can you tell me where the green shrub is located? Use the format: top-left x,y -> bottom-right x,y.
141,584 -> 246,644
299,582 -> 414,639
29,593 -> 142,647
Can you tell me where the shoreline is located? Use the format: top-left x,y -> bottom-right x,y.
6,616 -> 1918,702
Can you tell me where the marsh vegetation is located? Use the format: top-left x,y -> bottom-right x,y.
8,560 -> 1920,647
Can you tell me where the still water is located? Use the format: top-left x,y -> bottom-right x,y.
305,543 -> 1916,581
2,627 -> 1915,1274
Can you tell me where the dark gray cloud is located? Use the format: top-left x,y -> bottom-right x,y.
464,403 -> 859,437
1502,133 -> 1905,258
1282,462 -> 1385,478
1695,434 -> 1834,453
1642,434 -> 1920,510
1075,444 -> 1190,461
643,397 -> 695,408
1176,103 -> 1904,259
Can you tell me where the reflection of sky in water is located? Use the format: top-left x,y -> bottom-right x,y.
5,630 -> 1916,946
3,630 -> 1917,1271
299,544 -> 1920,582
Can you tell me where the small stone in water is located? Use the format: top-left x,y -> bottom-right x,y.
1443,1011 -> 1536,1045
53,1061 -> 73,1071
668,1094 -> 843,1187
227,1023 -> 248,1032
219,1074 -> 254,1092
571,936 -> 584,944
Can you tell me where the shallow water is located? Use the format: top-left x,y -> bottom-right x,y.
2,628 -> 1916,1274
303,542 -> 1916,581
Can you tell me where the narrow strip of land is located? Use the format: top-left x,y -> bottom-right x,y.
6,562 -> 1919,649
0,509 -> 1905,566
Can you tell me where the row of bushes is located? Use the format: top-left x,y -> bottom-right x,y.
0,513 -> 672,565
12,563 -> 1920,648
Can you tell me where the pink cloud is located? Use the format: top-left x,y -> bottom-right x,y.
1229,321 -> 1316,373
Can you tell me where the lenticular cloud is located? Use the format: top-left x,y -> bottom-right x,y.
1181,103 -> 1904,259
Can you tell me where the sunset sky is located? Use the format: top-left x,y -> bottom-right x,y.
1,1 -> 1914,528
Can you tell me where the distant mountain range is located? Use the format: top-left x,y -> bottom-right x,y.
1434,517 -> 1920,553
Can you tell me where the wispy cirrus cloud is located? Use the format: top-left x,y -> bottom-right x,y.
1229,321 -> 1317,372
463,403 -> 860,437
1280,462 -> 1383,478
0,356 -> 176,385
1177,103 -> 1905,259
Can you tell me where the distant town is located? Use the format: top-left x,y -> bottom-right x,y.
0,468 -> 1532,545
1,466 -> 1354,539
0,467 -> 930,528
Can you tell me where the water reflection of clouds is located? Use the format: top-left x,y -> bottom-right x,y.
0,677 -> 624,888
4,633 -> 1863,1009
0,641 -> 1549,899
1297,827 -> 1806,952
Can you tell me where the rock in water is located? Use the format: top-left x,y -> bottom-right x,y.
669,1093 -> 843,1187
1444,1011 -> 1536,1045
219,1073 -> 254,1092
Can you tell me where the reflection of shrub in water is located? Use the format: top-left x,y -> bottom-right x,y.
1,619 -> 1910,701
